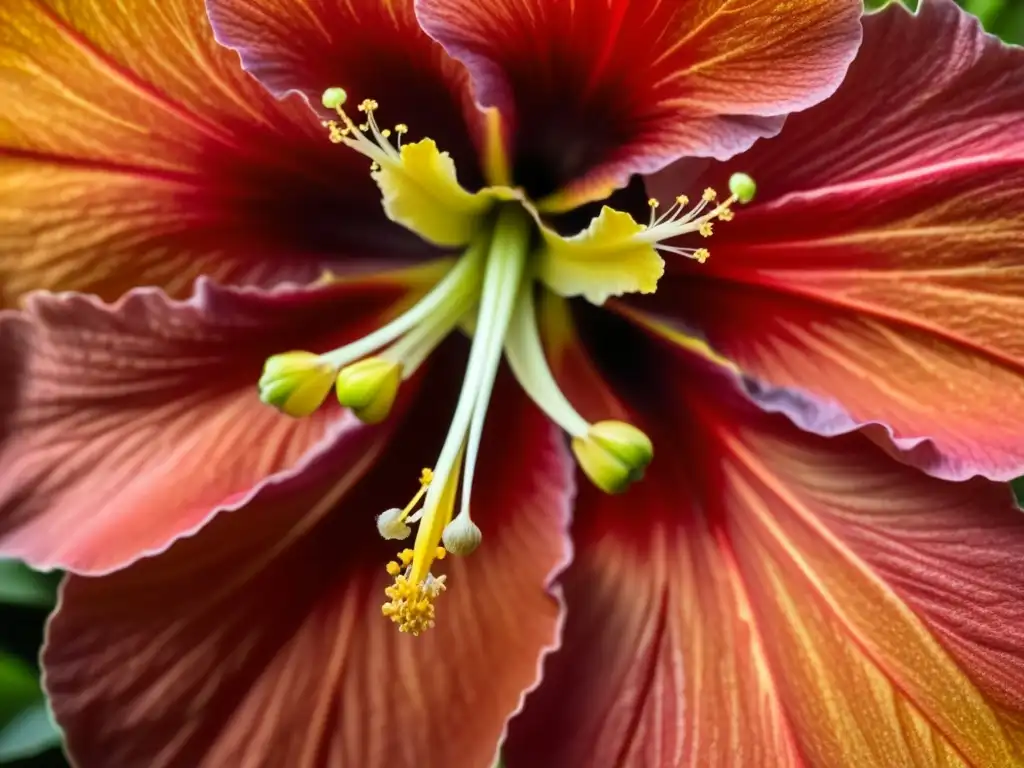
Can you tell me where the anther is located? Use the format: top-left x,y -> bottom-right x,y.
442,513 -> 483,556
572,420 -> 654,494
258,351 -> 336,418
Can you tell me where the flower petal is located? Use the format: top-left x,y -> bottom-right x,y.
416,0 -> 863,210
508,321 -> 1024,766
0,0 -> 415,306
536,207 -> 664,305
373,139 -> 517,247
0,270 -> 436,574
43,373 -> 573,768
206,0 -> 484,186
643,0 -> 1024,480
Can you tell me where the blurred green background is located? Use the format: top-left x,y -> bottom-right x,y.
0,1 -> 1021,765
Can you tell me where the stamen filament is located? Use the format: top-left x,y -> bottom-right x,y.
321,247 -> 484,370
504,282 -> 590,439
410,204 -> 531,584
381,285 -> 476,377
460,207 -> 532,521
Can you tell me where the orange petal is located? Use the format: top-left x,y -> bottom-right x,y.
508,314 -> 1024,766
0,0 -> 412,306
42,368 -> 574,768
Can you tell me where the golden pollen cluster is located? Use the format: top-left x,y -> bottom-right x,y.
382,546 -> 449,635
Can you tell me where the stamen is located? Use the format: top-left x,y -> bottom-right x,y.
377,206 -> 532,636
320,86 -> 405,170
376,468 -> 433,540
637,173 -> 756,265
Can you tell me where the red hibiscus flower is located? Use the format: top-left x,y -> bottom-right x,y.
1,0 -> 1023,765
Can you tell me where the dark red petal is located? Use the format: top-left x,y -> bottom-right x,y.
416,0 -> 863,209
0,0 -> 420,306
643,0 -> 1024,480
0,273 -> 427,573
207,0 -> 484,188
43,371 -> 573,768
508,321 -> 1024,766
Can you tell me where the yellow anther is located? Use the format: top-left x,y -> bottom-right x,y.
420,468 -> 434,486
359,123 -> 369,131
258,351 -> 336,418
699,222 -> 714,237
370,161 -> 381,172
381,128 -> 392,138
382,571 -> 447,635
398,548 -> 415,566
675,195 -> 689,206
702,187 -> 717,202
336,356 -> 402,424
435,547 -> 447,560
395,124 -> 408,134
358,99 -> 379,113
718,208 -> 735,222
572,420 -> 654,494
647,198 -> 659,209
386,560 -> 402,576
693,248 -> 710,264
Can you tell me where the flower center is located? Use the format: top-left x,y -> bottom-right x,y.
257,87 -> 754,635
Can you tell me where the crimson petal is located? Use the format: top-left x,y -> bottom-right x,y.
643,0 -> 1024,480
43,371 -> 574,768
508,320 -> 1024,766
0,273 -> 429,574
206,0 -> 485,189
416,0 -> 863,209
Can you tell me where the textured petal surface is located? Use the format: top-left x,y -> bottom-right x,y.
507,314 -> 1024,767
0,271 -> 434,573
0,0 -> 422,305
206,0 -> 484,186
43,374 -> 574,768
644,0 -> 1024,480
417,0 -> 863,209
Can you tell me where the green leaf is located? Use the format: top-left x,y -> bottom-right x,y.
0,561 -> 57,608
0,703 -> 62,762
0,654 -> 41,727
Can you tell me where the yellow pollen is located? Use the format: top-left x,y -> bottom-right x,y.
647,198 -> 659,209
398,548 -> 415,566
675,195 -> 690,206
395,124 -> 408,134
702,187 -> 717,202
436,546 -> 447,560
694,248 -> 710,264
699,222 -> 714,237
718,208 -> 735,222
382,571 -> 447,635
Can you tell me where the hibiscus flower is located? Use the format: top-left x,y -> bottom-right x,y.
1,0 -> 1023,765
